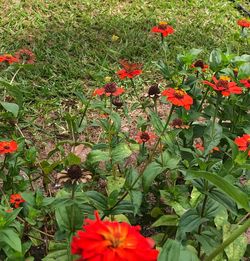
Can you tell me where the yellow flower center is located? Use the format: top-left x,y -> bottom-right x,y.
174,89 -> 186,98
219,75 -> 230,81
158,21 -> 168,29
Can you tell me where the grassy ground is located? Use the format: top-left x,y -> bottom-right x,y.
0,0 -> 249,145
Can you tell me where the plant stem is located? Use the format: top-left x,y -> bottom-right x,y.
78,99 -> 91,128
0,155 -> 7,171
130,78 -> 146,113
101,105 -> 175,219
197,88 -> 209,112
205,218 -> 250,261
71,182 -> 76,233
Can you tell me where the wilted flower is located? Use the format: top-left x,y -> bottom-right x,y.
203,76 -> 242,96
162,88 -> 193,110
94,82 -> 125,97
112,97 -> 123,108
10,194 -> 25,208
191,60 -> 209,72
14,49 -> 35,64
71,211 -> 159,261
135,131 -> 156,144
234,134 -> 250,157
147,84 -> 161,99
151,21 -> 174,37
0,140 -> 18,154
171,118 -> 189,129
57,164 -> 92,185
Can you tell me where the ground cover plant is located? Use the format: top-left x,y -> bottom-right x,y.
0,0 -> 250,260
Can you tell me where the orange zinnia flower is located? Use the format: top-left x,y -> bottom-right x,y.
116,60 -> 143,79
94,82 -> 125,97
203,76 -> 242,96
10,194 -> 25,208
0,140 -> 18,154
162,88 -> 193,110
237,19 -> 250,28
234,134 -> 250,157
14,49 -> 36,64
135,131 -> 156,144
151,21 -> 175,37
71,211 -> 159,261
240,78 -> 250,88
0,54 -> 19,64
191,60 -> 209,72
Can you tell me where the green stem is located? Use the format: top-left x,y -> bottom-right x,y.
101,105 -> 175,219
70,182 -> 76,233
197,88 -> 209,112
130,78 -> 146,113
0,155 -> 7,171
205,218 -> 250,261
78,99 -> 91,128
212,95 -> 220,137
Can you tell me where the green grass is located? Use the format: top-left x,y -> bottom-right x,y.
0,0 -> 249,142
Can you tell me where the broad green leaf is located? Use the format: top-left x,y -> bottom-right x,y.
152,215 -> 179,227
0,229 -> 22,252
85,191 -> 108,210
204,121 -> 222,155
159,239 -> 199,261
64,152 -> 81,166
87,149 -> 110,163
0,101 -> 19,117
107,176 -> 125,195
129,190 -> 142,215
223,223 -> 248,261
187,170 -> 250,211
142,161 -> 164,192
238,62 -> 250,79
111,143 -> 132,163
209,49 -> 222,71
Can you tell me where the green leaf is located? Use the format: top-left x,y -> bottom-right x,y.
111,143 -> 132,163
87,149 -> 110,163
159,239 -> 199,261
204,121 -> 222,155
142,161 -> 164,192
238,62 -> 250,79
0,228 -> 22,252
152,215 -> 179,227
85,191 -> 108,210
187,170 -> 250,211
223,223 -> 248,261
129,190 -> 142,215
209,49 -> 222,71
0,102 -> 19,117
64,152 -> 81,166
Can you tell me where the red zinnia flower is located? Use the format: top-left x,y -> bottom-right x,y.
0,140 -> 18,154
162,88 -> 193,110
0,54 -> 19,64
10,194 -> 25,208
240,78 -> 250,88
151,21 -> 175,37
237,19 -> 250,28
191,60 -> 209,72
195,143 -> 205,152
94,82 -> 125,97
71,211 -> 159,261
14,49 -> 36,64
203,76 -> 242,96
117,59 -> 143,79
234,134 -> 250,157
135,131 -> 156,144
171,118 -> 189,129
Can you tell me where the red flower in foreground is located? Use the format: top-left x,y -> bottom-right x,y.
195,143 -> 205,152
117,59 -> 143,79
240,78 -> 250,88
191,60 -> 209,72
203,76 -> 242,96
10,194 -> 25,208
162,88 -> 193,110
235,134 -> 250,157
151,21 -> 175,37
0,54 -> 19,64
0,140 -> 18,154
237,19 -> 250,28
94,82 -> 125,97
136,131 -> 156,144
14,49 -> 36,64
71,211 -> 159,261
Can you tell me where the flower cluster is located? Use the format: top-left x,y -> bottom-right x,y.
237,19 -> 250,28
71,211 -> 158,261
10,194 -> 25,208
136,131 -> 156,144
235,134 -> 250,157
0,54 -> 18,64
151,21 -> 175,37
94,82 -> 125,97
